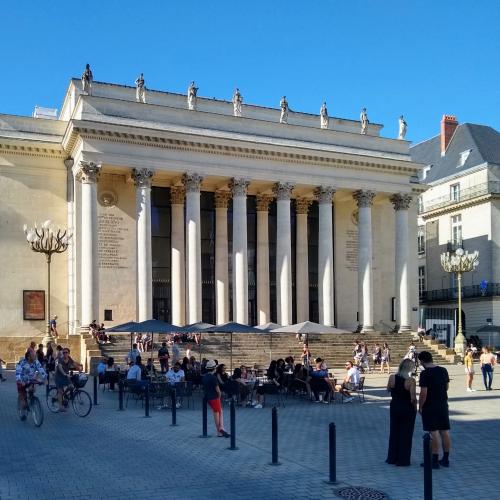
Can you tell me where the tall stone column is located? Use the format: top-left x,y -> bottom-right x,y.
273,182 -> 294,326
315,186 -> 336,326
76,161 -> 101,328
295,198 -> 311,323
231,178 -> 250,324
170,186 -> 186,326
353,190 -> 376,332
133,168 -> 154,321
182,173 -> 203,324
390,193 -> 413,332
215,190 -> 231,325
256,194 -> 273,325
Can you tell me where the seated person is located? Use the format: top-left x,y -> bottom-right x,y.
166,362 -> 186,408
127,356 -> 148,389
97,356 -> 108,377
232,367 -> 251,404
146,357 -> 157,376
288,363 -> 311,396
310,357 -> 332,403
105,357 -> 119,390
334,361 -> 358,403
284,356 -> 295,373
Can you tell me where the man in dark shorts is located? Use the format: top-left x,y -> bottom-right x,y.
201,360 -> 229,438
158,342 -> 170,373
418,351 -> 451,469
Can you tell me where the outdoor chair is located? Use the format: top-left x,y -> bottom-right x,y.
125,380 -> 145,408
341,376 -> 365,403
175,381 -> 195,409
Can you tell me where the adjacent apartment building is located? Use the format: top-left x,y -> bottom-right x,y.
411,116 -> 500,347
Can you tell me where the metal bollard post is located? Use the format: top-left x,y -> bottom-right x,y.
228,398 -> 238,450
118,380 -> 124,411
93,375 -> 99,406
144,384 -> 150,418
327,422 -> 337,483
270,406 -> 281,465
423,433 -> 433,500
200,396 -> 210,438
170,388 -> 177,426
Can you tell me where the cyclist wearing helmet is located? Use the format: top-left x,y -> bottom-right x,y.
55,348 -> 83,412
15,349 -> 47,420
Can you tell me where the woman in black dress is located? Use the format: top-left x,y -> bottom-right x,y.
386,358 -> 417,466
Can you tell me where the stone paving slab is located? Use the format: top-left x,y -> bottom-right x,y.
0,365 -> 497,500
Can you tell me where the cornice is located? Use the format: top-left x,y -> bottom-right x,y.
66,124 -> 418,176
420,193 -> 498,219
0,141 -> 65,159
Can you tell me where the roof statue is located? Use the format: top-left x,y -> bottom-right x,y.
81,64 -> 93,95
398,115 -> 407,140
232,88 -> 243,117
135,73 -> 146,104
187,81 -> 198,111
280,96 -> 288,124
320,102 -> 329,129
360,107 -> 369,134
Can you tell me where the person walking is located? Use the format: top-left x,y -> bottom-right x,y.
380,342 -> 391,374
418,351 -> 451,469
480,346 -> 496,391
202,360 -> 230,438
464,348 -> 476,392
385,358 -> 417,466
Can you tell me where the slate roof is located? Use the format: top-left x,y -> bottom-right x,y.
410,123 -> 500,184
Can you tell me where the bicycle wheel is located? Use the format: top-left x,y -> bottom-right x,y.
72,390 -> 92,417
30,396 -> 44,427
46,387 -> 60,413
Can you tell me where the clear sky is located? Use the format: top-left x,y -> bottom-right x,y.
2,0 -> 499,143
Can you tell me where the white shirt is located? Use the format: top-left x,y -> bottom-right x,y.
127,365 -> 142,381
166,368 -> 185,385
347,367 -> 360,385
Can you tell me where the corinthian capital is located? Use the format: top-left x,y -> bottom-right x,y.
295,197 -> 312,214
170,186 -> 185,205
182,172 -> 203,192
353,190 -> 375,208
215,189 -> 232,208
390,193 -> 413,211
230,177 -> 250,197
256,194 -> 274,212
314,186 -> 336,204
132,168 -> 154,188
76,161 -> 101,184
273,182 -> 295,200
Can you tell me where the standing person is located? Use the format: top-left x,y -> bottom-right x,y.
386,359 -> 417,466
171,338 -> 181,364
126,344 -> 141,364
418,351 -> 451,469
35,344 -> 45,366
202,360 -> 230,438
45,342 -> 55,373
464,349 -> 476,392
158,342 -> 170,373
301,342 -> 311,368
50,315 -> 59,339
381,342 -> 391,374
480,346 -> 496,391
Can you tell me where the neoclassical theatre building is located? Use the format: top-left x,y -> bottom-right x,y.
0,77 -> 424,341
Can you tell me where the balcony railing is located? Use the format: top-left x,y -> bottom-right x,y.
420,283 -> 500,302
419,181 -> 500,214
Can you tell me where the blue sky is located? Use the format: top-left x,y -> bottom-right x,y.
2,0 -> 499,143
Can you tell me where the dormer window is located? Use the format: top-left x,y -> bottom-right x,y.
422,164 -> 433,180
458,149 -> 472,167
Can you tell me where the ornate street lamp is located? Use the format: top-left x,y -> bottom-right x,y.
23,220 -> 71,344
440,248 -> 479,357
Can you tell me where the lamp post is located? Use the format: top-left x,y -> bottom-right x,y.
23,220 -> 71,344
440,248 -> 479,357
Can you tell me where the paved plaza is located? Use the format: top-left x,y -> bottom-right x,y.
0,364 -> 497,500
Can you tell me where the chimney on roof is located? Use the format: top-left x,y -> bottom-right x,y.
440,115 -> 458,156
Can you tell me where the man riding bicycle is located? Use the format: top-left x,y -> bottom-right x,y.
55,348 -> 83,412
15,349 -> 47,420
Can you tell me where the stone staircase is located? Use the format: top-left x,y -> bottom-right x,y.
96,332 -> 455,371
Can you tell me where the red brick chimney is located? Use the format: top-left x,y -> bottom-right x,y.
440,115 -> 458,155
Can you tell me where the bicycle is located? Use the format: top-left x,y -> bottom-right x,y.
18,381 -> 44,427
46,373 -> 92,417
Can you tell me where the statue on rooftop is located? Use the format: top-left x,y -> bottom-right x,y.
320,102 -> 329,129
187,81 -> 198,110
232,88 -> 243,117
398,115 -> 407,140
280,96 -> 289,124
360,107 -> 369,134
135,73 -> 146,103
81,64 -> 93,95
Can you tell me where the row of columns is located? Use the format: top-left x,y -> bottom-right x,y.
75,161 -> 412,333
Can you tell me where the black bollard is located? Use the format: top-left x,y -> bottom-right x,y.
144,384 -> 150,418
327,422 -> 337,483
118,380 -> 124,411
93,375 -> 99,406
423,433 -> 433,500
200,396 -> 210,438
228,398 -> 238,450
170,387 -> 177,426
270,406 -> 281,465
